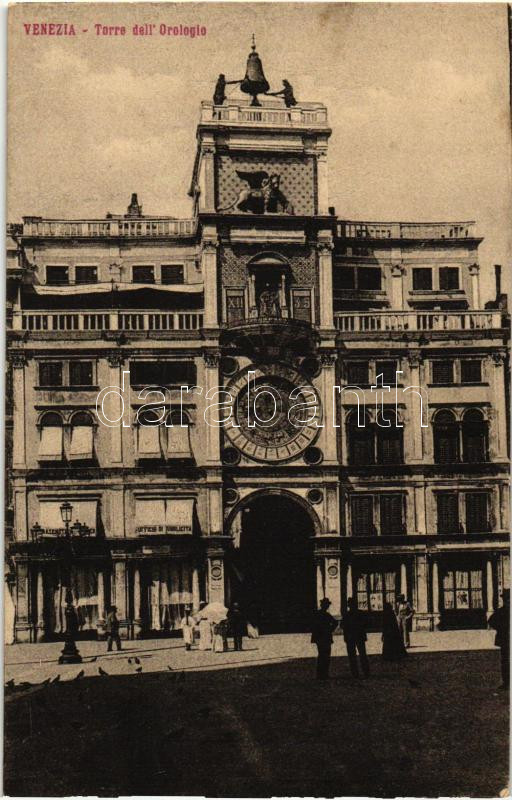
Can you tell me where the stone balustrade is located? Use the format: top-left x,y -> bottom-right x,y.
338,220 -> 477,240
21,217 -> 196,238
334,310 -> 502,333
15,310 -> 204,333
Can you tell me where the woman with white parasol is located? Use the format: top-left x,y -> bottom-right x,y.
196,601 -> 228,651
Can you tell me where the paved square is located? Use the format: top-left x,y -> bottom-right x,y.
4,631 -> 509,797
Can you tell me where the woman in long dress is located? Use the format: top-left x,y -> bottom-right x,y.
180,607 -> 195,651
382,602 -> 407,661
196,602 -> 213,651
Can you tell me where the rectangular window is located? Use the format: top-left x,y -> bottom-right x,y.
75,266 -> 98,284
437,494 -> 460,534
132,265 -> 155,284
379,495 -> 404,535
443,569 -> 483,610
358,267 -> 381,290
439,267 -> 459,291
375,361 -> 397,385
69,361 -> 94,386
432,360 -> 454,384
461,360 -> 482,384
356,571 -> 396,611
39,362 -> 63,387
351,495 -> 375,536
130,361 -> 197,387
465,493 -> 489,533
161,265 -> 184,285
333,266 -> 356,291
46,266 -> 69,285
412,268 -> 432,291
347,361 -> 369,385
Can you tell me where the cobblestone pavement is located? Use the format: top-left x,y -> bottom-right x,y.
5,628 -> 496,685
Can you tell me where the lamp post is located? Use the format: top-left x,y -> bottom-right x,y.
58,501 -> 82,664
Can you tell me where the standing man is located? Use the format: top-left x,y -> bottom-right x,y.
180,606 -> 195,651
311,597 -> 338,680
396,594 -> 414,648
106,605 -> 121,652
341,597 -> 370,679
227,602 -> 245,651
489,589 -> 510,690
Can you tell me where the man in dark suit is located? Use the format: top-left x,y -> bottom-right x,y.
342,597 -> 370,678
311,597 -> 338,680
489,589 -> 510,689
105,605 -> 121,652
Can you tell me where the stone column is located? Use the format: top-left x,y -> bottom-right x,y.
486,558 -> 495,615
414,485 -> 427,535
96,570 -> 106,639
11,354 -> 27,468
468,263 -> 480,310
400,562 -> 408,599
248,273 -> 256,317
192,565 -> 200,611
207,555 -> 225,605
390,265 -> 405,310
492,353 -> 508,460
318,354 -> 338,464
414,554 -> 430,630
113,560 -> 130,639
324,557 -> 341,619
203,352 -> 221,464
107,353 -> 125,465
406,354 -> 425,463
208,485 -> 223,535
201,235 -> 219,329
317,239 -> 334,330
431,559 -> 440,628
316,148 -> 329,214
14,560 -> 32,642
36,569 -> 45,642
133,566 -> 143,638
316,559 -> 324,604
200,144 -> 216,212
345,562 -> 353,607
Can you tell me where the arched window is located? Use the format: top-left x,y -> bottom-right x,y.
69,412 -> 94,461
166,410 -> 193,460
462,409 -> 488,463
136,408 -> 163,459
38,412 -> 64,462
376,410 -> 403,464
347,412 -> 375,465
433,410 -> 459,464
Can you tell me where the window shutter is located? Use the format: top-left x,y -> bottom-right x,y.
351,496 -> 374,536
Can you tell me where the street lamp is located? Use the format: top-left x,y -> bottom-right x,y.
58,501 -> 82,664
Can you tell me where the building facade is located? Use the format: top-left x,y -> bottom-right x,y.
6,52 -> 510,642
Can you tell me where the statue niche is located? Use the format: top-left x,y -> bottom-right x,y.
219,171 -> 294,215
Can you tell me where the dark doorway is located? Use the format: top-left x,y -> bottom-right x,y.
228,494 -> 315,632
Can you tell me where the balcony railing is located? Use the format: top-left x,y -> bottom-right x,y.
334,310 -> 502,333
338,220 -> 476,240
16,310 -> 204,333
201,100 -> 328,127
21,217 -> 196,238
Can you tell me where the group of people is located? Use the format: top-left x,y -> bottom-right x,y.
311,594 -> 415,680
181,602 -> 250,653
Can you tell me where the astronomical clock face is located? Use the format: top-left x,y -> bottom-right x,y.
224,364 -> 322,463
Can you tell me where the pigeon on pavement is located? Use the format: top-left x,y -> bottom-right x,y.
51,674 -> 61,684
135,666 -> 143,673
73,670 -> 85,681
134,657 -> 141,665
98,666 -> 109,676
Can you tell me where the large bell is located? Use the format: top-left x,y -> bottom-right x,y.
240,38 -> 269,106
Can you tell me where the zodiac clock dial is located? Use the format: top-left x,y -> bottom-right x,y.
224,364 -> 322,463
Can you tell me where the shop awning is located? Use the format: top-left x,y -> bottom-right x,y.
135,497 -> 194,535
38,500 -> 98,532
137,426 -> 161,458
69,426 -> 94,460
38,427 -> 63,461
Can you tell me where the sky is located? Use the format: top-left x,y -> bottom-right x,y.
7,2 -> 512,302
